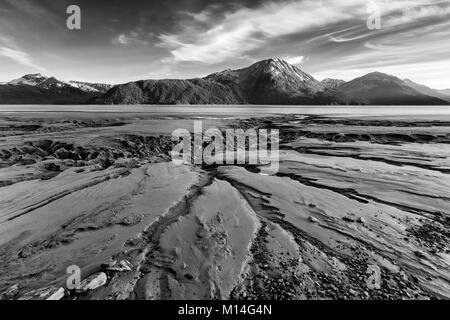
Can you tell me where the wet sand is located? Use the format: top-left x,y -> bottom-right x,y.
0,111 -> 449,300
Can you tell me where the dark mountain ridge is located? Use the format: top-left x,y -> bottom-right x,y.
403,79 -> 450,103
321,78 -> 346,90
337,72 -> 448,105
0,74 -> 111,104
92,79 -> 243,105
95,58 -> 346,105
1,61 -> 448,105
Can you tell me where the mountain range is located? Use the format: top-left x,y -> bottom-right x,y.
336,72 -> 449,105
402,79 -> 450,103
439,89 -> 450,96
0,74 -> 112,104
1,59 -> 449,105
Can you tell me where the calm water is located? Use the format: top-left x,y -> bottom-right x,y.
0,105 -> 450,119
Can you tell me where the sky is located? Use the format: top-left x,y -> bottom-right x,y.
0,0 -> 449,89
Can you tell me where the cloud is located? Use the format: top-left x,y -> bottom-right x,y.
112,29 -> 153,46
0,47 -> 45,71
329,33 -> 374,43
158,0 -> 450,64
0,47 -> 32,65
3,0 -> 59,26
283,56 -> 306,65
382,2 -> 450,27
158,0 -> 358,64
0,36 -> 45,71
112,34 -> 142,46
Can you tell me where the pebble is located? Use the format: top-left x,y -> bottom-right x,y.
78,272 -> 108,292
46,287 -> 65,300
414,251 -> 426,259
0,284 -> 19,300
309,216 -> 319,223
18,285 -> 65,300
103,259 -> 133,273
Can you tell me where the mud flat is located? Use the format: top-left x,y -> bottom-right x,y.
0,112 -> 449,300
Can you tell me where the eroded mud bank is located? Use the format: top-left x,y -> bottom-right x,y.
0,114 -> 449,300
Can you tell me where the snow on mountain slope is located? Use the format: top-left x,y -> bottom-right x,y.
9,74 -> 49,87
69,81 -> 112,93
7,74 -> 111,94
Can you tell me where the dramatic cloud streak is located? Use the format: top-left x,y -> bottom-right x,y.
0,0 -> 449,88
158,0 -> 357,63
0,35 -> 45,71
159,0 -> 449,62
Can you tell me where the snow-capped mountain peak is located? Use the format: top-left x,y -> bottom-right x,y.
68,81 -> 112,93
203,58 -> 338,104
9,74 -> 72,90
7,74 -> 111,93
9,73 -> 49,86
246,58 -> 318,84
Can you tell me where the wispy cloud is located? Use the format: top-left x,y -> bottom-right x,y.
112,34 -> 148,46
158,0 -> 357,64
3,0 -> 56,19
382,1 -> 450,27
112,29 -> 153,46
0,36 -> 45,71
283,56 -> 306,65
158,0 -> 450,65
329,33 -> 374,43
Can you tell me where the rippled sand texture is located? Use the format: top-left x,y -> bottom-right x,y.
0,113 -> 449,300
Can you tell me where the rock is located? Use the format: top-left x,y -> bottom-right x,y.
54,148 -> 72,160
357,217 -> 366,224
0,284 -> 19,300
18,158 -> 36,165
18,285 -> 64,300
46,287 -> 65,300
102,260 -> 133,273
41,162 -> 61,172
120,214 -> 144,226
184,273 -> 194,280
309,216 -> 319,223
124,238 -> 140,247
366,265 -> 381,290
115,260 -> 133,272
33,139 -> 53,150
114,158 -> 139,169
78,272 -> 107,292
97,154 -> 114,169
414,251 -> 427,259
